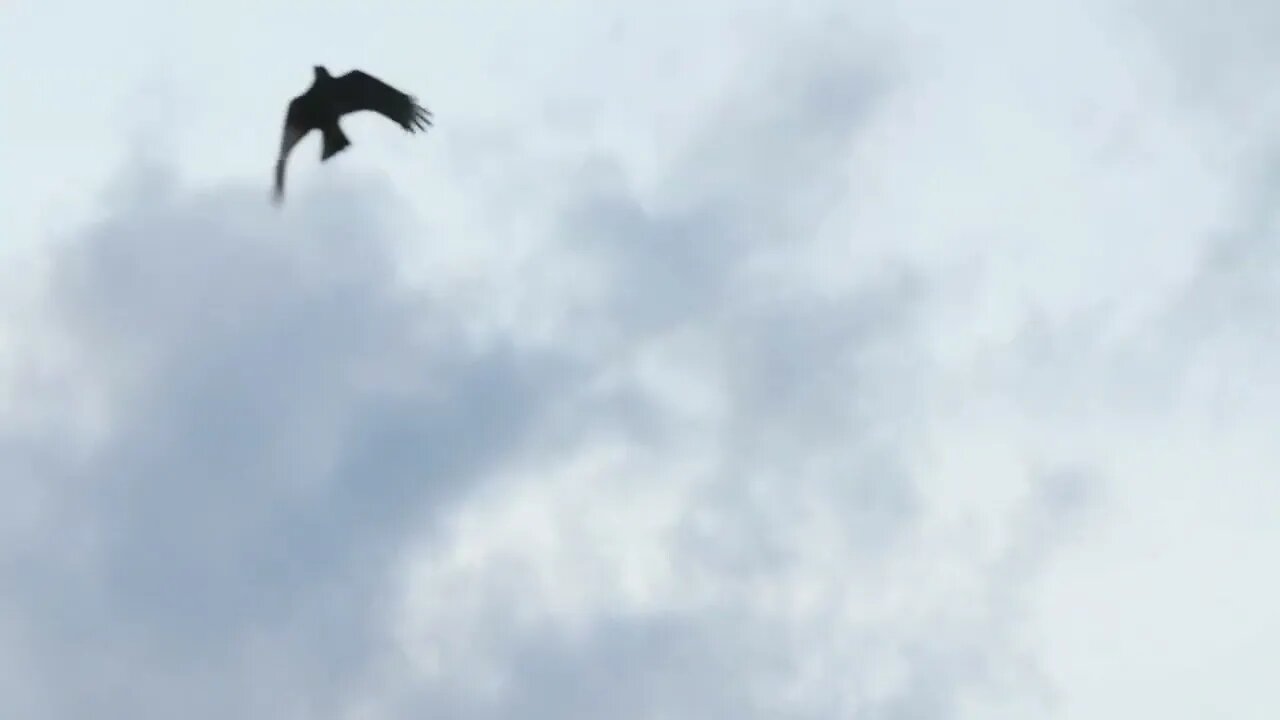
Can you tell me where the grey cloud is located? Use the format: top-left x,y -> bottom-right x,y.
359,27 -> 1086,720
553,32 -> 888,344
0,14 -> 1093,720
381,460 -> 1089,720
1003,151 -> 1280,422
3,169 -> 573,719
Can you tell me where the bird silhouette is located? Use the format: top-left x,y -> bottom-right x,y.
273,65 -> 433,204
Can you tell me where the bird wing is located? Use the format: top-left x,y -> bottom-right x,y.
273,98 -> 310,204
330,70 -> 433,132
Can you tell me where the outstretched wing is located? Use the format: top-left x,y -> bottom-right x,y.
331,70 -> 432,132
273,98 -> 311,204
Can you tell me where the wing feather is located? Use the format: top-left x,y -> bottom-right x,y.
273,100 -> 310,204
331,70 -> 433,132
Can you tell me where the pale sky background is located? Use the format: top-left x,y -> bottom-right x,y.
2,0 -> 1278,718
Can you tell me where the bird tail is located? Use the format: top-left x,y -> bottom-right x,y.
321,124 -> 351,160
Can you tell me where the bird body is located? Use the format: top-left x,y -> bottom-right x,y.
273,65 -> 432,203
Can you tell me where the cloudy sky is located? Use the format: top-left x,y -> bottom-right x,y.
2,0 -> 1277,717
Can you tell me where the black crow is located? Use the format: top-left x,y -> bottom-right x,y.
273,65 -> 432,203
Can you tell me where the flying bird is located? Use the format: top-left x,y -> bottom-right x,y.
273,65 -> 433,203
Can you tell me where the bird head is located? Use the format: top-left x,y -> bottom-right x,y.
312,65 -> 332,81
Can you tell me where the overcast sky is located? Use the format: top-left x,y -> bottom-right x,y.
2,1 -> 1278,718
